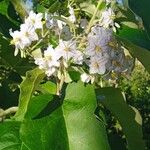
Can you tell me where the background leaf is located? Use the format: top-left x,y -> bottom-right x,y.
118,36 -> 150,73
96,87 -> 145,150
128,0 -> 150,39
0,0 -> 20,37
117,25 -> 150,50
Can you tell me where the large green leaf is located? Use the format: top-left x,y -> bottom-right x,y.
117,25 -> 150,50
118,37 -> 150,73
20,82 -> 110,150
20,108 -> 69,150
62,82 -> 110,150
96,87 -> 145,150
14,68 -> 45,121
117,25 -> 150,72
128,0 -> 150,39
0,121 -> 21,150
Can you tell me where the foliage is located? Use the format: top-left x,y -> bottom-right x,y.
0,0 -> 150,150
119,64 -> 150,149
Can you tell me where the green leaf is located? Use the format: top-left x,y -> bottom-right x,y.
20,82 -> 110,150
0,0 -> 9,16
117,25 -> 150,72
20,108 -> 69,150
96,87 -> 145,150
118,36 -> 150,73
62,81 -> 110,150
25,94 -> 53,119
128,0 -> 150,39
117,25 -> 150,50
80,2 -> 100,17
38,81 -> 57,95
14,68 -> 45,121
0,1 -> 20,36
0,121 -> 21,150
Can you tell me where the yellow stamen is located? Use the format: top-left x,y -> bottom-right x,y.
31,19 -> 35,24
110,15 -> 115,20
95,45 -> 102,52
24,32 -> 29,37
64,47 -> 70,51
112,60 -> 121,67
42,20 -> 46,25
111,72 -> 117,79
108,41 -> 117,49
13,38 -> 21,44
45,55 -> 52,61
93,62 -> 99,68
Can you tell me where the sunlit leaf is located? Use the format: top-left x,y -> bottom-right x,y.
14,68 -> 45,121
20,82 -> 110,150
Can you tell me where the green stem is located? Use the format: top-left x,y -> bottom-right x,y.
31,30 -> 49,51
86,0 -> 103,34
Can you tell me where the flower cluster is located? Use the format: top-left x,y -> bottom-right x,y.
34,40 -> 83,77
81,25 -> 133,83
10,2 -> 133,86
10,11 -> 43,57
99,1 -> 120,32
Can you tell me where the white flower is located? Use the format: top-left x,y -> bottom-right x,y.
57,20 -> 66,30
45,67 -> 56,77
86,26 -> 113,57
34,58 -> 45,69
89,55 -> 109,74
44,45 -> 60,67
20,23 -> 38,45
86,35 -> 111,57
55,40 -> 75,61
10,30 -> 24,50
100,8 -> 115,28
55,40 -> 83,66
81,73 -> 91,83
72,50 -> 83,64
10,23 -> 39,56
25,11 -> 43,29
90,25 -> 113,38
68,6 -> 76,23
34,45 -> 60,77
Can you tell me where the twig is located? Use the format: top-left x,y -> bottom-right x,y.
0,107 -> 18,121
